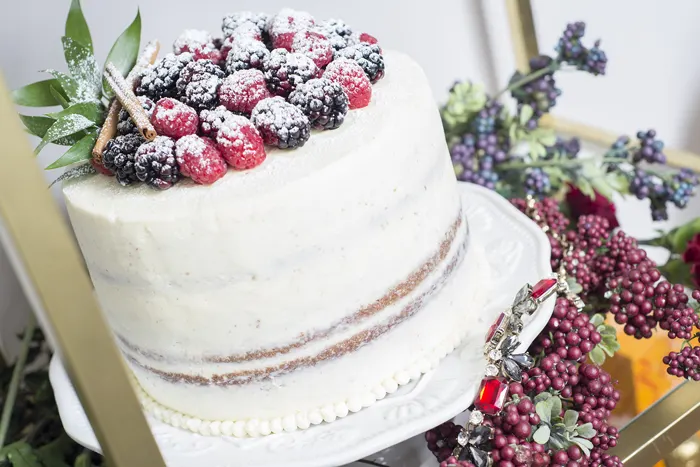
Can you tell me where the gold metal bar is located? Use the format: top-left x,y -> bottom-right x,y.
543,116 -> 700,171
505,0 -> 540,72
0,74 -> 166,466
609,381 -> 700,467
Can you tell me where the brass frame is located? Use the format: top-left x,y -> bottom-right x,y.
505,0 -> 700,172
0,74 -> 166,467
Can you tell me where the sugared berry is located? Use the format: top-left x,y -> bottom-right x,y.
199,105 -> 237,139
288,78 -> 348,130
335,43 -> 385,83
221,11 -> 269,38
136,53 -> 194,102
225,40 -> 270,74
173,29 -> 221,63
102,133 -> 144,186
134,136 -> 181,190
292,30 -> 333,69
117,96 -> 154,136
176,134 -> 228,184
218,69 -> 272,115
323,58 -> 371,109
263,48 -> 318,97
251,97 -> 311,149
175,59 -> 225,111
216,115 -> 267,169
319,18 -> 354,51
267,8 -> 315,51
151,98 -> 199,139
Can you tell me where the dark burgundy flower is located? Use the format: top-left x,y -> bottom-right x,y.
682,233 -> 700,287
565,185 -> 620,228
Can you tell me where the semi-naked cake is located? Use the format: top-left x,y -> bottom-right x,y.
62,9 -> 480,436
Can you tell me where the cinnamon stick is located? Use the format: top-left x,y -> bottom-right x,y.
92,40 -> 160,162
104,63 -> 157,141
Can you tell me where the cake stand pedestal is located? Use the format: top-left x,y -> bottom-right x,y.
49,183 -> 554,467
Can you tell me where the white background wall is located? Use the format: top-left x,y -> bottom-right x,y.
1,0 -> 700,372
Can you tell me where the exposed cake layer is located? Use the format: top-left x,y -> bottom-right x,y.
63,51 -> 465,423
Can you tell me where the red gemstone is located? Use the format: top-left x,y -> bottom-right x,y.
531,278 -> 557,300
485,313 -> 505,343
475,377 -> 509,414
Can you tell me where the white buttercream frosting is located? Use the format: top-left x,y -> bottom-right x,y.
63,51 -> 474,431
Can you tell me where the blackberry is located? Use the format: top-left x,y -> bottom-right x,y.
225,40 -> 270,74
263,49 -> 318,97
251,97 -> 311,149
288,78 -> 348,130
199,105 -> 238,139
320,19 -> 355,51
136,53 -> 193,102
134,136 -> 181,190
175,59 -> 225,111
117,96 -> 155,135
102,134 -> 144,186
335,43 -> 385,83
633,129 -> 666,164
221,11 -> 268,37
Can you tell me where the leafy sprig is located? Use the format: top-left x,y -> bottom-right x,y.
13,0 -> 141,170
531,393 -> 595,456
588,314 -> 620,365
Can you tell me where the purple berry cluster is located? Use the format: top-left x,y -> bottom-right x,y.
450,130 -> 509,190
545,137 -> 581,160
663,345 -> 700,381
556,22 -> 608,75
510,55 -> 562,121
632,130 -> 666,164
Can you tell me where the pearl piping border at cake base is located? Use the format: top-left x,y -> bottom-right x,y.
134,322 -> 472,438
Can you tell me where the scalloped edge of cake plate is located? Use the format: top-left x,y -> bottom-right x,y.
49,182 -> 554,467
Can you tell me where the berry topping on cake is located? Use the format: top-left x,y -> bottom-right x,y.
292,30 -> 333,69
175,59 -> 225,110
218,69 -> 272,115
136,53 -> 194,102
219,36 -> 234,62
222,11 -> 269,38
263,48 -> 318,97
91,158 -> 113,176
216,115 -> 267,169
319,19 -> 355,51
358,32 -> 379,45
335,43 -> 385,83
199,105 -> 238,139
173,29 -> 222,63
151,97 -> 199,138
117,96 -> 155,136
289,78 -> 348,130
229,22 -> 264,43
251,97 -> 311,149
176,134 -> 228,184
323,58 -> 372,109
267,8 -> 315,51
225,40 -> 270,74
134,136 -> 181,190
102,134 -> 145,186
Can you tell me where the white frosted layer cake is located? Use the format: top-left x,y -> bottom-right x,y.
63,51 -> 472,434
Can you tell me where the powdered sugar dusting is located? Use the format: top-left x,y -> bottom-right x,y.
292,30 -> 333,68
219,69 -> 271,115
324,58 -> 372,109
199,105 -> 236,138
175,135 -> 227,184
217,115 -> 266,169
268,8 -> 315,37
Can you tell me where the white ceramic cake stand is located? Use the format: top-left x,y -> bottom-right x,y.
49,183 -> 554,467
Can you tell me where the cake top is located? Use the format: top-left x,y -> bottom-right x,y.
93,8 -> 386,191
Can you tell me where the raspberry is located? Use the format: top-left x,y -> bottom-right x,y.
136,53 -> 193,102
216,115 -> 266,170
319,19 -> 354,51
251,97 -> 311,149
151,97 -> 199,139
323,58 -> 372,109
176,134 -> 228,184
91,158 -> 113,176
292,30 -> 333,69
199,105 -> 238,139
173,29 -> 222,63
288,78 -> 348,130
359,32 -> 379,46
117,96 -> 155,135
102,134 -> 144,185
228,22 -> 263,43
219,36 -> 235,62
335,43 -> 385,83
134,136 -> 181,190
263,48 -> 318,97
221,11 -> 269,38
175,59 -> 225,110
268,8 -> 315,51
225,40 -> 270,74
218,69 -> 272,115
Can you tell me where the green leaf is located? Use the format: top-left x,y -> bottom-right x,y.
564,410 -> 579,428
606,171 -> 630,194
550,396 -> 562,419
575,422 -> 596,439
4,442 -> 43,467
73,452 -> 91,467
50,86 -> 71,109
572,437 -> 593,456
566,277 -> 583,295
46,132 -> 97,169
103,9 -> 142,97
65,0 -> 93,52
589,346 -> 606,365
536,400 -> 552,424
49,162 -> 97,187
590,313 -> 605,327
589,175 -> 614,200
62,36 -> 101,101
537,130 -> 557,147
34,114 -> 95,155
668,218 -> 700,254
532,425 -> 551,444
12,79 -> 66,107
19,115 -> 56,138
519,104 -> 534,126
659,259 -> 694,288
44,70 -> 80,102
576,177 -> 596,199
530,142 -> 547,159
36,432 -> 74,467
534,392 -> 552,404
48,102 -> 105,125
